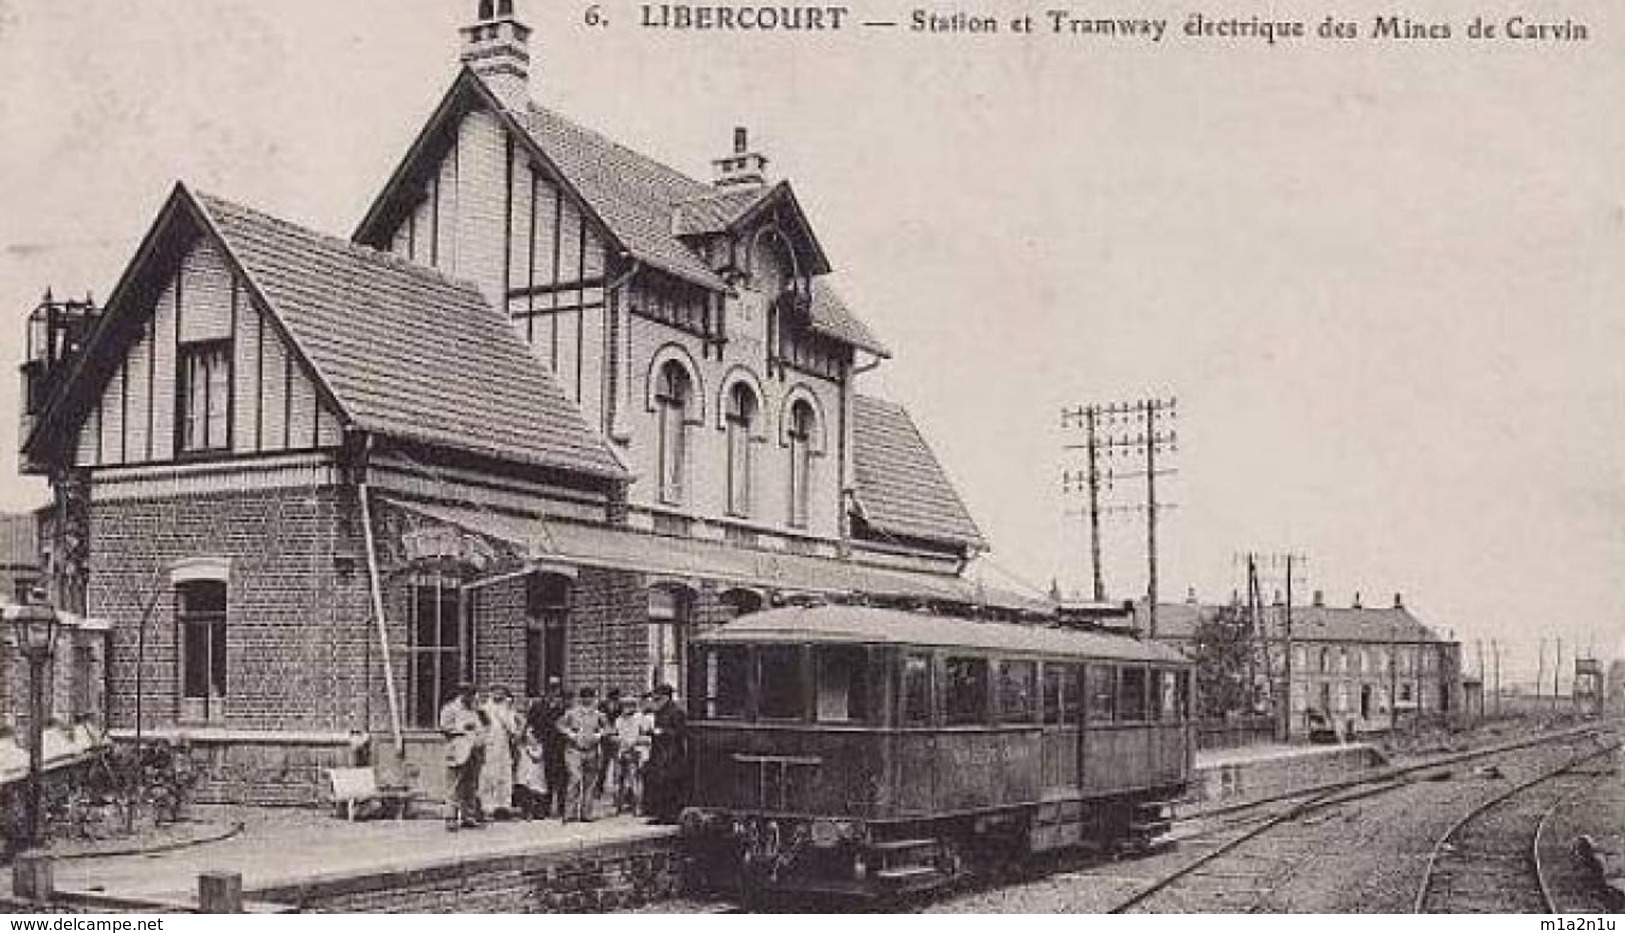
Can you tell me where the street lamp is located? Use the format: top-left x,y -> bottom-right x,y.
6,590 -> 61,848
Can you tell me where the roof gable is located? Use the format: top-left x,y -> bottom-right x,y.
194,191 -> 626,479
21,183 -> 626,482
851,394 -> 985,551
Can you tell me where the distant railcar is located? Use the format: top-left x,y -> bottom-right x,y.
680,605 -> 1194,897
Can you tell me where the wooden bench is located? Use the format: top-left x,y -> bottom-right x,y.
323,767 -> 418,821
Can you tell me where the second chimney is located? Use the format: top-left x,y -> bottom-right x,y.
713,127 -> 769,188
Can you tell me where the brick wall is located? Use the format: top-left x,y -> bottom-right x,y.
250,834 -> 686,913
89,484 -> 372,735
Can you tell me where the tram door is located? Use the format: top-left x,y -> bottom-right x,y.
1040,662 -> 1082,792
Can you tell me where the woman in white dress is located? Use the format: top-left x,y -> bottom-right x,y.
479,687 -> 521,819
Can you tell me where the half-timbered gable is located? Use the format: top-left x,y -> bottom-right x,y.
9,1 -> 1035,804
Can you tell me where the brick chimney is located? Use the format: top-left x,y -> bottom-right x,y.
1352,591 -> 1363,609
1393,592 -> 1404,609
1312,589 -> 1325,608
713,127 -> 769,188
1185,586 -> 1197,605
461,0 -> 532,107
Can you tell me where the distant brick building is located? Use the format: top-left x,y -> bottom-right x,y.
1142,591 -> 1465,734
15,1 -> 1038,800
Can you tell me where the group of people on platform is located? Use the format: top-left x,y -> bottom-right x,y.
438,678 -> 689,831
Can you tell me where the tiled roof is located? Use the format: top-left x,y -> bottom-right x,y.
851,395 -> 985,550
1140,601 -> 1449,644
194,191 -> 625,479
509,104 -> 725,289
671,186 -> 776,237
808,280 -> 889,358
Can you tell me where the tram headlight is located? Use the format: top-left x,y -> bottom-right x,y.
810,819 -> 842,849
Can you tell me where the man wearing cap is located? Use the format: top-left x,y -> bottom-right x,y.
440,682 -> 486,830
528,676 -> 569,817
557,686 -> 609,822
644,683 -> 689,824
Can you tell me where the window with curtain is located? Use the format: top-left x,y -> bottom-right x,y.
656,362 -> 692,505
726,382 -> 757,517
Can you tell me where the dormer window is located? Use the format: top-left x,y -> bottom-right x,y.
177,340 -> 232,455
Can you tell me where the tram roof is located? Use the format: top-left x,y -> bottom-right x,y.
694,606 -> 1189,664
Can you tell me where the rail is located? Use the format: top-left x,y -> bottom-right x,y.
1411,737 -> 1621,913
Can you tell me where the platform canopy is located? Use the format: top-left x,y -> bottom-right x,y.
387,499 -> 1050,616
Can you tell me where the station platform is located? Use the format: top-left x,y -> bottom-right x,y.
15,806 -> 681,912
1189,741 -> 1389,807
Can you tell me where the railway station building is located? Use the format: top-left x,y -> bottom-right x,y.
1143,590 -> 1466,735
13,0 -> 1040,801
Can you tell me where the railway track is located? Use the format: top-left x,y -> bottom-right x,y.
1100,728 -> 1614,914
652,724 -> 1613,913
1412,738 -> 1621,914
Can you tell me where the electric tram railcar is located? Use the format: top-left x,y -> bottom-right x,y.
680,605 -> 1195,897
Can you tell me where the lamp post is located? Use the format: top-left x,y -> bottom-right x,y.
6,591 -> 61,848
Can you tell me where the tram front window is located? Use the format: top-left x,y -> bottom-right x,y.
758,646 -> 806,720
814,646 -> 869,722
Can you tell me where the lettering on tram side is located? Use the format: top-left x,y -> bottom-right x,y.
949,742 -> 1035,770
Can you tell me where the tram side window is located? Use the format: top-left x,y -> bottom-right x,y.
814,645 -> 869,723
900,653 -> 932,726
1147,669 -> 1165,721
698,646 -> 748,719
1118,667 -> 1148,722
1043,663 -> 1081,725
1086,665 -> 1117,721
945,656 -> 989,725
997,660 -> 1038,724
758,646 -> 806,720
1161,669 -> 1181,720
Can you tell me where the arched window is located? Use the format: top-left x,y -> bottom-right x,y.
725,383 -> 758,517
656,362 -> 693,505
787,399 -> 816,528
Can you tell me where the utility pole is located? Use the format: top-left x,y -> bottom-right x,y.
1475,639 -> 1485,718
1537,637 -> 1546,705
1282,554 -> 1295,741
1086,407 -> 1104,601
1389,620 -> 1399,732
1492,639 -> 1502,717
1060,398 -> 1178,633
1554,636 -> 1562,711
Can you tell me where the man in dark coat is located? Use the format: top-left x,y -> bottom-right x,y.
528,677 -> 569,817
645,683 -> 689,824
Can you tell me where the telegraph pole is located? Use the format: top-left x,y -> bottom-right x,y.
1060,397 -> 1178,633
1086,407 -> 1104,601
1283,554 -> 1295,740
1492,639 -> 1502,717
1554,637 -> 1562,711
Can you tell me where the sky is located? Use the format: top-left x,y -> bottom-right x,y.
1,0 -> 1621,689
